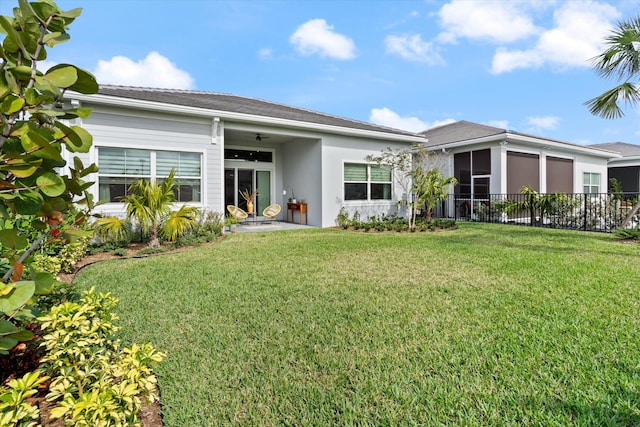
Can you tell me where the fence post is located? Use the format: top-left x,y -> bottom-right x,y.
583,195 -> 588,231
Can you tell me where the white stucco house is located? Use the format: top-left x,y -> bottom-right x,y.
64,85 -> 427,227
421,121 -> 618,196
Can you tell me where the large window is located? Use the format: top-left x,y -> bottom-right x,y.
583,172 -> 600,194
98,147 -> 202,203
344,163 -> 392,201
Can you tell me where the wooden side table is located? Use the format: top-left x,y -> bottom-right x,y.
287,202 -> 308,225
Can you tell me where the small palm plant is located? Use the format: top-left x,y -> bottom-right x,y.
122,169 -> 198,248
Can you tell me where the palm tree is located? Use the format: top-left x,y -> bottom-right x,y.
413,168 -> 458,222
122,169 -> 197,248
585,16 -> 640,119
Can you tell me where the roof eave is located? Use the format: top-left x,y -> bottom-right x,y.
68,92 -> 426,144
425,131 -> 621,159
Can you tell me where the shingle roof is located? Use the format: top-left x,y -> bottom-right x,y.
589,142 -> 640,157
96,85 -> 421,138
420,121 -> 618,157
419,120 -> 505,146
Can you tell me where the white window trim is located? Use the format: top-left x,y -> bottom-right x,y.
97,146 -> 206,206
343,161 -> 393,203
583,172 -> 601,194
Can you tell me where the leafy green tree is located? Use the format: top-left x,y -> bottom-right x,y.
122,169 -> 198,248
0,0 -> 98,353
366,145 -> 455,228
365,147 -> 415,224
585,16 -> 640,119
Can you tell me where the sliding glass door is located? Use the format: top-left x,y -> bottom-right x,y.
224,168 -> 271,213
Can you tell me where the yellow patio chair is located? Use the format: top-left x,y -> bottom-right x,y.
262,203 -> 281,223
227,205 -> 248,222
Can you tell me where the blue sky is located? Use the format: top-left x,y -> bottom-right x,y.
4,0 -> 640,145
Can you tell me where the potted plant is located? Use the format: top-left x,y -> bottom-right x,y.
225,216 -> 238,233
239,188 -> 259,213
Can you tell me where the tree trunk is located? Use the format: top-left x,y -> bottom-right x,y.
619,199 -> 640,229
149,222 -> 160,248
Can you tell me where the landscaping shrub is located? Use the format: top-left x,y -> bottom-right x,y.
38,288 -> 165,426
615,227 -> 640,240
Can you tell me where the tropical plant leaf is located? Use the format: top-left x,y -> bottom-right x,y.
0,94 -> 24,114
0,229 -> 29,250
36,172 -> 66,197
0,281 -> 35,313
44,64 -> 77,88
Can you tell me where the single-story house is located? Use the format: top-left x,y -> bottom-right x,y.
64,85 -> 427,227
420,121 -> 619,199
589,142 -> 640,193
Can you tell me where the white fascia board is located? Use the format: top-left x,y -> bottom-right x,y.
609,156 -> 640,165
68,92 -> 426,144
426,132 -> 621,159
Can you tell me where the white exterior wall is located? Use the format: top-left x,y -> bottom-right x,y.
572,153 -> 609,193
321,136 -> 411,228
73,106 -> 222,217
282,138 -> 322,226
443,141 -> 610,195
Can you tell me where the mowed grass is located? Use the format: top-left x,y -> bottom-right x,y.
74,223 -> 640,426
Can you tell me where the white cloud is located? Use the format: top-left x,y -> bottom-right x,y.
369,107 -> 454,133
258,48 -> 273,59
94,51 -> 195,89
438,0 -> 539,44
290,19 -> 356,60
490,1 -> 620,74
491,48 -> 544,74
526,115 -> 560,130
486,120 -> 509,130
385,34 -> 445,65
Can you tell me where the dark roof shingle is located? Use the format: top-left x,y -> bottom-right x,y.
96,85 -> 420,138
590,142 -> 640,157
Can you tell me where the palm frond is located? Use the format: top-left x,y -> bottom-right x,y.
584,82 -> 640,119
93,216 -> 131,243
161,205 -> 198,242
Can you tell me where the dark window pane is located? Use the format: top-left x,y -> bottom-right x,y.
473,177 -> 490,198
176,179 -> 201,202
472,149 -> 491,175
225,169 -> 235,207
371,183 -> 391,200
454,152 -> 471,195
224,149 -> 273,162
345,183 -> 367,200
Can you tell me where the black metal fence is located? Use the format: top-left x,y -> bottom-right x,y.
432,193 -> 640,233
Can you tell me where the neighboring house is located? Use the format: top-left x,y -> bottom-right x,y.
64,85 -> 427,227
589,142 -> 640,193
420,121 -> 618,199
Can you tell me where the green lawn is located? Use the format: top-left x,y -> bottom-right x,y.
74,223 -> 640,426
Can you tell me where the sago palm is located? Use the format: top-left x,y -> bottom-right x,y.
585,16 -> 640,119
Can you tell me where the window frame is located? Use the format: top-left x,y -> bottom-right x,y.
583,172 -> 601,194
343,162 -> 392,202
97,146 -> 204,204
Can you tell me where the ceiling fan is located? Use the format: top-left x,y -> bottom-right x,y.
256,133 -> 270,141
